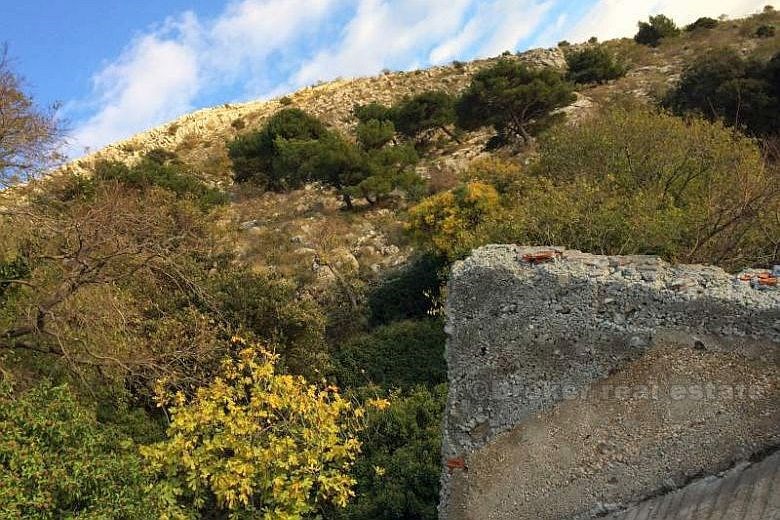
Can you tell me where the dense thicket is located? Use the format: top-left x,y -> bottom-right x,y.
664,49 -> 780,136
565,46 -> 626,84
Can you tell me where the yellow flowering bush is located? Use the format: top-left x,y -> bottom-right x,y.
141,339 -> 363,519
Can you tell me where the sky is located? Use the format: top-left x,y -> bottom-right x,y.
0,0 -> 768,157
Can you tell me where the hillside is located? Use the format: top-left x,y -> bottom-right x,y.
1,7 -> 779,520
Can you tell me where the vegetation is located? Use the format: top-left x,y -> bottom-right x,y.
392,91 -> 459,144
0,381 -> 163,519
0,45 -> 62,186
634,14 -> 680,46
664,49 -> 780,136
565,46 -> 626,84
455,59 -> 575,144
142,340 -> 363,519
685,17 -> 719,31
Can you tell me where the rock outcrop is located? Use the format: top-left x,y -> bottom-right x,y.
439,245 -> 779,520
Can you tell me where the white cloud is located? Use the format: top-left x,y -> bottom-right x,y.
68,0 -> 772,155
567,0 -> 767,43
71,19 -> 200,154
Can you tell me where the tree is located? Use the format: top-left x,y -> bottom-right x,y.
0,381 -> 166,519
228,108 -> 328,187
392,91 -> 459,143
634,14 -> 680,46
685,17 -> 719,31
142,340 -> 364,519
455,59 -> 575,144
664,49 -> 779,136
0,45 -> 62,187
564,46 -> 626,84
353,102 -> 394,124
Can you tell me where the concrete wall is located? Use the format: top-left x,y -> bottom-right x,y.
439,246 -> 779,520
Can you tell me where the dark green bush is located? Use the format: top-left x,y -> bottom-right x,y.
367,253 -> 446,326
331,385 -> 446,520
634,14 -> 680,46
330,319 -> 446,390
354,102 -> 394,124
685,17 -> 719,31
664,49 -> 780,136
565,46 -> 626,84
455,59 -> 575,144
755,24 -> 776,37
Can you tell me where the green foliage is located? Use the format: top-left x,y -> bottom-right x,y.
685,17 -> 719,31
455,59 -> 575,143
0,256 -> 29,301
228,108 -> 328,186
408,106 -> 779,269
367,253 -> 446,326
557,40 -> 571,47
356,119 -> 396,150
211,270 -> 328,378
353,103 -> 394,124
94,153 -> 228,209
755,24 -> 776,37
664,49 -> 780,136
0,381 -> 164,519
142,341 -> 363,519
332,385 -> 446,520
565,46 -> 626,84
392,91 -> 457,143
331,319 -> 446,391
634,14 -> 680,46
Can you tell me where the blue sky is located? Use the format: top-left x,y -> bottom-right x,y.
0,0 -> 767,156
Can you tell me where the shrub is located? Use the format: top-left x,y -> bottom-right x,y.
664,49 -> 780,136
685,17 -> 719,31
406,181 -> 505,260
634,14 -> 680,46
330,319 -> 447,390
353,102 -> 394,124
279,95 -> 293,105
588,36 -> 598,44
755,24 -> 776,37
228,108 -> 328,186
455,59 -> 575,144
565,46 -> 626,84
331,385 -> 446,520
557,40 -> 571,47
367,253 -> 447,326
356,118 -> 396,150
142,340 -> 364,519
0,381 -> 164,519
94,153 -> 229,209
517,106 -> 779,269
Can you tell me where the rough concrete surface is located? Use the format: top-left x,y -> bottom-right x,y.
439,246 -> 779,520
605,450 -> 780,520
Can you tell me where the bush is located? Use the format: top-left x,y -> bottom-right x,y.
228,108 -> 328,186
634,14 -> 680,46
516,106 -> 779,269
557,40 -> 571,47
367,253 -> 447,326
94,153 -> 228,209
565,46 -> 626,84
142,341 -> 363,518
685,17 -> 719,31
0,381 -> 164,519
330,319 -> 447,390
331,385 -> 446,520
755,24 -> 776,37
211,270 -> 328,378
455,59 -> 575,143
407,181 -> 505,260
354,102 -> 394,124
664,49 -> 780,136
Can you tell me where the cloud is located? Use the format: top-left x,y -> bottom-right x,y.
566,0 -> 767,43
71,16 -> 200,154
68,0 -> 771,155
